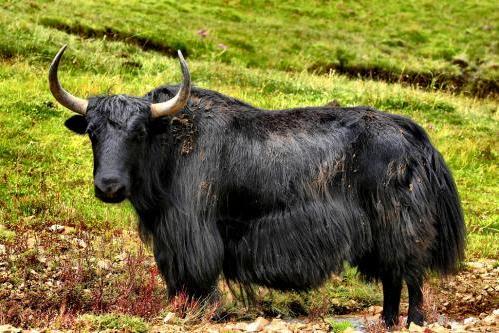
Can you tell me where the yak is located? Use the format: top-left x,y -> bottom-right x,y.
48,45 -> 465,327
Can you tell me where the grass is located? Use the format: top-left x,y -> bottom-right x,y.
2,0 -> 498,96
76,314 -> 149,333
0,0 -> 498,329
325,318 -> 354,333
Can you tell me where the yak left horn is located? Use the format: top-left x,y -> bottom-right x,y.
150,50 -> 191,118
48,45 -> 88,115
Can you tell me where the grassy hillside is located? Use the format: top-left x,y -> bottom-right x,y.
1,0 -> 498,96
0,0 -> 497,328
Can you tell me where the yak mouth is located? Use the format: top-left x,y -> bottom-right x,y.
94,186 -> 128,204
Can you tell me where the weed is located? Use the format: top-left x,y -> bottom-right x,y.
363,316 -> 405,333
0,227 -> 166,328
325,318 -> 353,333
168,290 -> 221,324
76,313 -> 149,333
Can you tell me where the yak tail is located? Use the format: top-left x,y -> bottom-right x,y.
428,150 -> 466,274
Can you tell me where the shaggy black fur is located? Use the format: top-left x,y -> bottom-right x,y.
64,85 -> 465,327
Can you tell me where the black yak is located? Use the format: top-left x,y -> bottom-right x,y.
49,45 -> 465,327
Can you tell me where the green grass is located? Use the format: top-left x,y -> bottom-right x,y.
256,265 -> 382,317
2,0 -> 498,96
77,314 -> 149,333
325,318 -> 354,333
0,0 -> 498,328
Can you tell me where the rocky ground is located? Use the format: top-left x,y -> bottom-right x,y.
0,224 -> 497,332
151,308 -> 499,332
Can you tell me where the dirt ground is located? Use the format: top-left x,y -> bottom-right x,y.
0,226 -> 497,332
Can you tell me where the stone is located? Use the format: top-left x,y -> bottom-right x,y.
367,305 -> 383,315
0,244 -> 5,255
246,317 -> 269,332
48,224 -> 65,233
408,322 -> 425,332
233,322 -> 247,331
207,328 -> 219,333
482,314 -> 497,326
263,319 -> 290,333
0,325 -> 22,333
76,238 -> 87,248
163,311 -> 176,324
342,328 -> 362,333
449,321 -> 465,331
428,323 -> 449,333
27,237 -> 36,248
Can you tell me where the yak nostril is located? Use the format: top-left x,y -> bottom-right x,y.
95,177 -> 126,196
107,183 -> 125,195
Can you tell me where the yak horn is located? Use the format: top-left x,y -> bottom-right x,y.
48,45 -> 88,115
150,50 -> 191,118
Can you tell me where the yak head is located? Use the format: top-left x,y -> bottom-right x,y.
48,45 -> 191,203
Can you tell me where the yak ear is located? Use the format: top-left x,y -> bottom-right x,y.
64,115 -> 88,134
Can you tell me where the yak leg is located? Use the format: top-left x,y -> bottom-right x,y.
381,274 -> 402,327
406,276 -> 424,326
153,241 -> 220,302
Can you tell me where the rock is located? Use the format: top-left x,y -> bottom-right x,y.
48,224 -> 65,233
263,319 -> 290,333
0,244 -> 5,255
367,305 -> 383,315
76,238 -> 87,248
428,323 -> 449,333
482,314 -> 498,326
207,328 -> 219,333
408,322 -> 425,332
449,321 -> 465,331
219,327 -> 235,333
233,322 -> 247,331
246,317 -> 269,332
263,327 -> 291,333
27,237 -> 36,248
163,311 -> 176,324
463,317 -> 477,325
343,328 -> 362,333
0,325 -> 22,333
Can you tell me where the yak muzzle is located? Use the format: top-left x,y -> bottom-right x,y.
94,175 -> 129,203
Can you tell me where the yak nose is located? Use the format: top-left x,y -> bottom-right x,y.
94,175 -> 127,200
